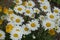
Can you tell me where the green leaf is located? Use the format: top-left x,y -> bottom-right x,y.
52,0 -> 57,2
57,0 -> 60,4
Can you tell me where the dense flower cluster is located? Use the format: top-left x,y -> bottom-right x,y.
0,0 -> 60,40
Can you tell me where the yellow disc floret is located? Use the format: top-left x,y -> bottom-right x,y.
6,24 -> 13,33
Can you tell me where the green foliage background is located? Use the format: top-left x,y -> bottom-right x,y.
52,0 -> 60,4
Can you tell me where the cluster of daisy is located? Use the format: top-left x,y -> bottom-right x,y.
0,0 -> 40,40
38,0 -> 60,35
0,0 -> 60,40
5,0 -> 40,40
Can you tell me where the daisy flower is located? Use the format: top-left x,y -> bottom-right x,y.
46,13 -> 56,21
24,8 -> 34,17
13,0 -> 22,5
27,19 -> 40,31
13,16 -> 24,25
6,22 -> 14,33
1,15 -> 8,20
7,14 -> 17,22
48,29 -> 56,36
29,14 -> 35,18
53,7 -> 60,15
10,32 -> 22,40
22,25 -> 31,35
8,8 -> 14,15
42,20 -> 55,30
10,26 -> 23,34
3,7 -> 9,14
0,30 -> 5,39
14,5 -> 25,14
40,2 -> 51,12
22,1 -> 28,6
38,0 -> 48,3
27,0 -> 35,8
33,8 -> 40,14
39,15 -> 44,21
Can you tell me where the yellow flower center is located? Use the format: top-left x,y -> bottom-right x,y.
0,20 -> 3,25
48,29 -> 55,36
54,9 -> 58,13
46,22 -> 51,27
24,27 -> 29,31
40,0 -> 44,2
0,6 -> 2,12
40,16 -> 44,20
9,10 -> 14,15
13,33 -> 18,38
31,14 -> 35,18
6,24 -> 13,33
22,1 -> 27,6
10,16 -> 14,20
3,7 -> 8,14
28,3 -> 32,6
31,23 -> 36,27
0,33 -> 2,37
49,14 -> 54,19
43,6 -> 47,10
15,19 -> 20,23
16,0 -> 19,3
35,10 -> 39,13
18,8 -> 22,11
26,10 -> 30,14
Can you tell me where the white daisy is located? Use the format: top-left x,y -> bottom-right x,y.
48,29 -> 56,35
14,0 -> 22,5
6,22 -> 15,33
33,8 -> 40,14
7,8 -> 14,15
1,15 -> 8,20
13,16 -> 24,25
14,5 -> 25,14
24,8 -> 34,17
10,26 -> 23,34
7,14 -> 17,22
0,30 -> 5,39
10,32 -> 22,40
38,0 -> 48,3
53,7 -> 60,15
22,25 -> 31,35
39,15 -> 44,21
42,20 -> 55,30
27,19 -> 40,31
22,1 -> 28,6
46,13 -> 56,21
40,2 -> 51,12
29,14 -> 35,18
27,1 -> 35,8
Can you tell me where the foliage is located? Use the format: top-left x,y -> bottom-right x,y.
52,0 -> 60,4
